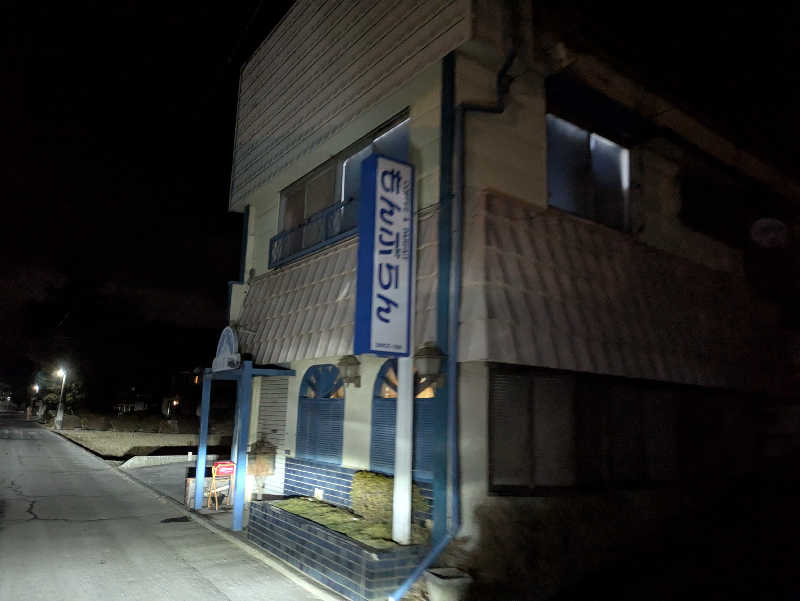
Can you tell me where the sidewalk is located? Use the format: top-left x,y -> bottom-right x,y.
68,444 -> 344,601
122,459 -> 248,531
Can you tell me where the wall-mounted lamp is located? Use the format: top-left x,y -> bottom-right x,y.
414,341 -> 445,386
337,355 -> 361,387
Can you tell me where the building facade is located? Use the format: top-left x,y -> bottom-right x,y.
224,1 -> 797,598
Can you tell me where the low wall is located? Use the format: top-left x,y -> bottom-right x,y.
284,457 -> 433,522
248,502 -> 427,601
120,454 -> 220,469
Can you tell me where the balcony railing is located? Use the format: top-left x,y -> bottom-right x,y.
269,197 -> 359,269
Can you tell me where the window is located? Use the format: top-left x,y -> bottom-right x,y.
546,114 -> 630,231
370,359 -> 436,482
296,365 -> 345,465
489,365 -> 681,494
270,116 -> 409,268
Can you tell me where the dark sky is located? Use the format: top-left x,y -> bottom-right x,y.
2,3 -> 799,394
1,1 -> 292,391
546,5 -> 800,178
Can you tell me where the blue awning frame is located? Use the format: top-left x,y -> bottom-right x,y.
193,360 -> 295,531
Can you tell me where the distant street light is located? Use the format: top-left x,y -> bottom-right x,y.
54,368 -> 67,430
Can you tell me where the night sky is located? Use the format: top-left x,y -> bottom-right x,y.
2,3 -> 799,401
2,1 -> 291,398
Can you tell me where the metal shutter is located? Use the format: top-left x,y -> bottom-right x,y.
489,367 -> 533,489
370,397 -> 396,475
315,398 -> 344,465
532,374 -> 576,486
258,376 -> 288,448
413,398 -> 435,482
370,397 -> 435,481
295,397 -> 314,461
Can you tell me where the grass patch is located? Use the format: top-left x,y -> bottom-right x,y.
58,430 -> 231,457
272,497 -> 429,550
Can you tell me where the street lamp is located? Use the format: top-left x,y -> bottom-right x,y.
54,368 -> 67,430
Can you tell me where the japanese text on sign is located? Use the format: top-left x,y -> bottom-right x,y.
354,156 -> 414,357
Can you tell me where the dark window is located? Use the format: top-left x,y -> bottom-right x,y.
546,114 -> 629,231
489,365 -> 687,495
296,365 -> 345,465
370,359 -> 436,482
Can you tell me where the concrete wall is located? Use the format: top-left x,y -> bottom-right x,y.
456,50 -> 548,212
230,0 -> 470,212
242,63 -> 443,278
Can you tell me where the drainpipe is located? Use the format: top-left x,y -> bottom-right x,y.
388,43 -> 517,601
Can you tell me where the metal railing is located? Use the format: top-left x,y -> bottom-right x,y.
268,197 -> 359,269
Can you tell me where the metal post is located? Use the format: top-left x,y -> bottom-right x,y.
392,357 -> 414,544
194,371 -> 212,510
232,360 -> 253,531
393,180 -> 418,544
54,372 -> 67,430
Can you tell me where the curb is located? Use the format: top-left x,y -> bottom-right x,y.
48,426 -> 344,601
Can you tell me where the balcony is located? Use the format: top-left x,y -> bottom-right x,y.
268,197 -> 359,269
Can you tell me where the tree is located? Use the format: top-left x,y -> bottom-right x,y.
34,368 -> 88,417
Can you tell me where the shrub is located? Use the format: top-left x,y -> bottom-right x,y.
351,471 -> 429,523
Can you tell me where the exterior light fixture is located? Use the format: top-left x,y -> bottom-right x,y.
32,384 -> 39,393
414,341 -> 445,386
337,355 -> 361,387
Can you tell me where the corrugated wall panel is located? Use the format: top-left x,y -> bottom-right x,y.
237,208 -> 438,363
461,191 -> 782,391
230,0 -> 470,210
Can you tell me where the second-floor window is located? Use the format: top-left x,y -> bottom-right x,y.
271,115 -> 409,268
546,113 -> 630,231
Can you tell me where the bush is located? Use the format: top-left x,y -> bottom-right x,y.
351,471 -> 429,523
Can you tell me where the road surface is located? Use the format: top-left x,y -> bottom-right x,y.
0,410 -> 327,601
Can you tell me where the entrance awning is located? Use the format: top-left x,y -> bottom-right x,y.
193,360 -> 295,531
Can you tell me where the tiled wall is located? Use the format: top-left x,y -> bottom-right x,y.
248,502 -> 427,601
283,457 -> 433,522
284,457 -> 355,507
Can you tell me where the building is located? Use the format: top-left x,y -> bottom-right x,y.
220,2 -> 798,599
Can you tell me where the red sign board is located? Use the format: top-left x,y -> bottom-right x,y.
213,461 -> 235,476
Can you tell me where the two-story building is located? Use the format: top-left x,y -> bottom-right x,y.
218,2 -> 798,599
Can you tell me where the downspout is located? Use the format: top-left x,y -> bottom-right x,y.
389,43 -> 517,601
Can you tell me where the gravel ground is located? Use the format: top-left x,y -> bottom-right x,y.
57,430 -> 230,457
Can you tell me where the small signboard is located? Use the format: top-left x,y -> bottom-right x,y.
354,155 -> 415,357
212,326 -> 241,372
213,460 -> 235,476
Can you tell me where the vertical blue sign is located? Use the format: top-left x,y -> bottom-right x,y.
354,155 -> 415,356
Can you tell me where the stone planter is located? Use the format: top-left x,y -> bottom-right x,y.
248,501 -> 427,601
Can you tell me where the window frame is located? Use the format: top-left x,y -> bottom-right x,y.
271,112 -> 410,269
295,364 -> 345,466
488,364 -> 681,497
370,358 -> 436,482
545,112 -> 631,233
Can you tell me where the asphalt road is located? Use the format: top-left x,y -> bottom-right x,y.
0,410 -> 326,601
